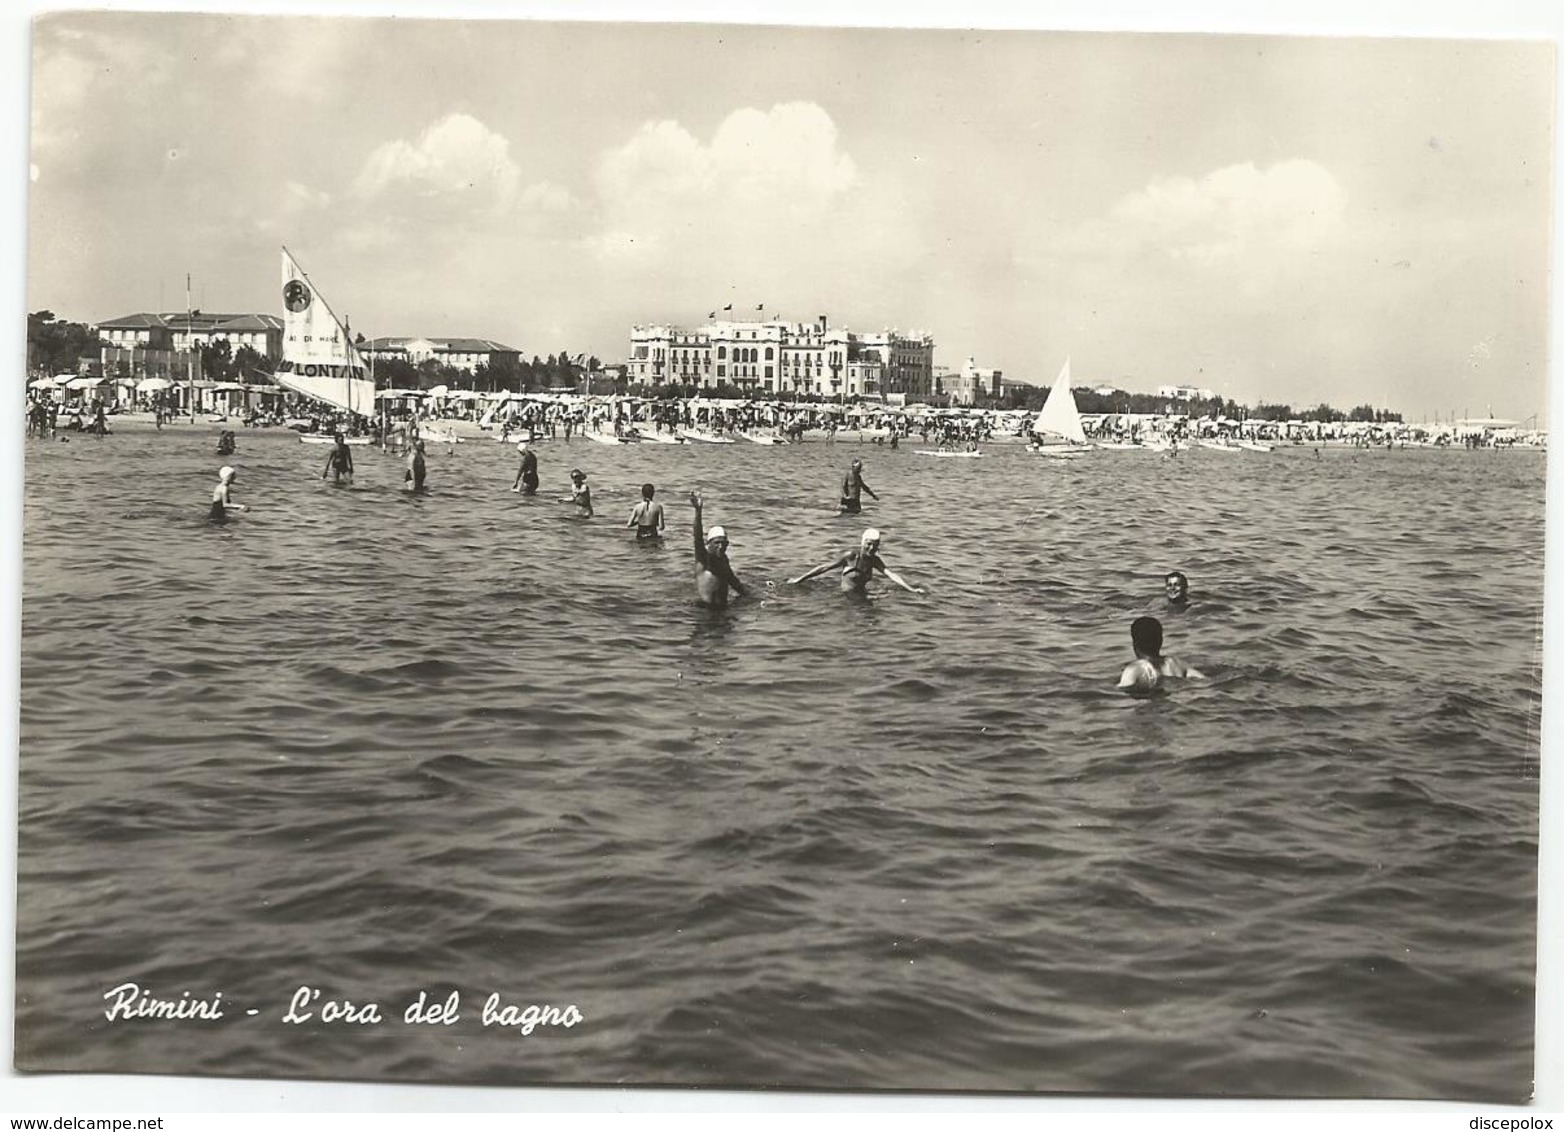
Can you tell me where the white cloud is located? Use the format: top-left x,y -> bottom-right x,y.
351,114 -> 578,229
283,180 -> 331,211
592,102 -> 859,258
355,113 -> 521,206
1108,159 -> 1347,261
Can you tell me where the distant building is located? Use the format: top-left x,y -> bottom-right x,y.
96,310 -> 283,381
942,356 -> 1003,406
1091,384 -> 1118,397
627,315 -> 934,400
1157,383 -> 1216,402
361,336 -> 523,374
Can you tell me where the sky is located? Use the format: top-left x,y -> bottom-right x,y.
23,5 -> 1558,423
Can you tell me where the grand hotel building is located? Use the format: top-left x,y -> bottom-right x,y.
628,316 -> 936,401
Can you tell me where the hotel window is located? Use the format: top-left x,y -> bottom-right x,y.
717,346 -> 726,359
765,366 -> 773,379
765,347 -> 774,360
717,365 -> 726,377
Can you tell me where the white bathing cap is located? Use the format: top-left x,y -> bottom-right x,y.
219,465 -> 236,481
862,527 -> 882,547
708,525 -> 727,541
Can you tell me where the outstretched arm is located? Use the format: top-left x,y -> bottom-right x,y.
788,555 -> 849,585
862,478 -> 879,500
879,565 -> 924,595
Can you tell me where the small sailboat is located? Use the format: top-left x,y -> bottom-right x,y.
1027,358 -> 1091,455
275,248 -> 376,440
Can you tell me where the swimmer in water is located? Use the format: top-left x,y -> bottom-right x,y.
689,491 -> 747,607
1164,570 -> 1189,609
322,432 -> 354,484
567,468 -> 593,517
627,482 -> 665,540
837,458 -> 878,514
1117,615 -> 1204,695
405,439 -> 427,493
787,528 -> 924,595
511,442 -> 540,495
208,465 -> 247,523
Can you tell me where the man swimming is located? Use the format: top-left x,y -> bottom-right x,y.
689,491 -> 747,607
568,469 -> 593,517
322,432 -> 354,484
787,528 -> 924,595
838,458 -> 879,514
1117,615 -> 1204,695
511,442 -> 539,495
208,465 -> 247,523
1164,570 -> 1189,608
627,482 -> 665,540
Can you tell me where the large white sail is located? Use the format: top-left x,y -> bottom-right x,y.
1033,358 -> 1087,444
274,247 -> 375,415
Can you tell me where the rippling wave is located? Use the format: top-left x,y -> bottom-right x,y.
16,429 -> 1543,1100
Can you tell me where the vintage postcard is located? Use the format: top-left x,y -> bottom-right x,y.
11,2 -> 1557,1112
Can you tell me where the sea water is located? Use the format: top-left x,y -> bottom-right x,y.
15,427 -> 1544,1100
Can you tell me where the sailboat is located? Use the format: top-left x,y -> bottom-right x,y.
1027,358 -> 1088,456
275,247 -> 376,445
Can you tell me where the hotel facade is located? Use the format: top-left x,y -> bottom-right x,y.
627,316 -> 936,401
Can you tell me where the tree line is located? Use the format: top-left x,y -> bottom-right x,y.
987,382 -> 1402,424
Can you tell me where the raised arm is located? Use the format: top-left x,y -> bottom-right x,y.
689,492 -> 708,566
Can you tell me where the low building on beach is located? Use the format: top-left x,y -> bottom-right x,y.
360,336 -> 522,374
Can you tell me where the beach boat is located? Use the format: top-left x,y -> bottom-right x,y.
1027,359 -> 1091,455
743,433 -> 787,445
1237,439 -> 1274,453
299,433 -> 373,446
1093,440 -> 1145,451
916,448 -> 985,458
634,430 -> 684,444
1199,438 -> 1241,453
679,429 -> 736,444
275,247 -> 377,430
585,430 -> 629,445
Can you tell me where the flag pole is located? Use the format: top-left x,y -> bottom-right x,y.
186,273 -> 195,422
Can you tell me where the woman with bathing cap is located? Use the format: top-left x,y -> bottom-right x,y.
511,440 -> 539,495
209,465 -> 247,524
787,528 -> 923,595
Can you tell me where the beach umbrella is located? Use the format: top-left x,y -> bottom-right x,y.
28,376 -> 61,389
135,377 -> 172,392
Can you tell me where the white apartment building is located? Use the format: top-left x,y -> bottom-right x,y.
942,356 -> 1003,405
361,336 -> 522,374
627,315 -> 933,400
1157,383 -> 1217,402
